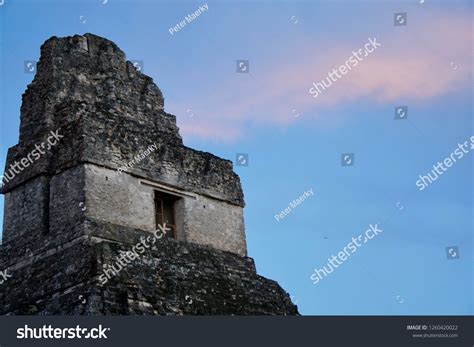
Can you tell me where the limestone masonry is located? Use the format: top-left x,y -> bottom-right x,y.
0,33 -> 298,315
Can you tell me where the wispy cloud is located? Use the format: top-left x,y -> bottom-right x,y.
168,12 -> 472,143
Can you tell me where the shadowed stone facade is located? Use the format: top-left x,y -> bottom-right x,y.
0,33 -> 298,315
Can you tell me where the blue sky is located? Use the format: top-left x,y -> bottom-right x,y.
0,0 -> 472,315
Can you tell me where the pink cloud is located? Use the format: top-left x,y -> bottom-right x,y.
168,12 -> 472,143
178,121 -> 242,143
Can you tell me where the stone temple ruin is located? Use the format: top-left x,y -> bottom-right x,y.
0,33 -> 298,315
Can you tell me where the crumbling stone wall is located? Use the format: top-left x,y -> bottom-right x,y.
2,177 -> 49,243
0,223 -> 297,315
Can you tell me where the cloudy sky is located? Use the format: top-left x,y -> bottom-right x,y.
0,0 -> 472,315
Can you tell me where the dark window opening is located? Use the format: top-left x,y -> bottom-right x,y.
154,191 -> 178,239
